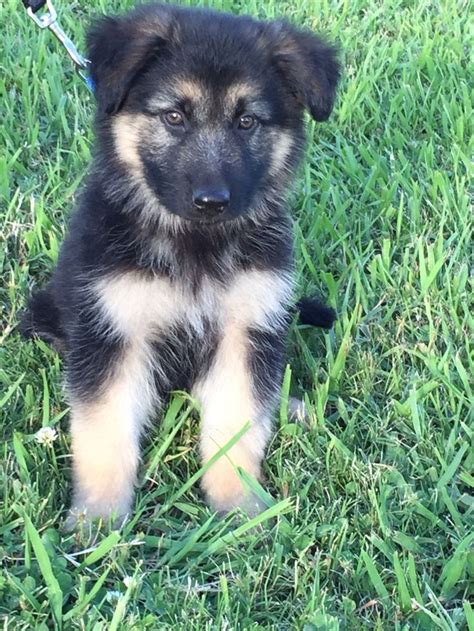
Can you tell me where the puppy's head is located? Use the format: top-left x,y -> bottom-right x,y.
88,3 -> 340,226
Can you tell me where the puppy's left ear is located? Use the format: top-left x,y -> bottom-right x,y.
266,21 -> 341,122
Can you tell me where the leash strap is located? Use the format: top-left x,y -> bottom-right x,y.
22,0 -> 94,92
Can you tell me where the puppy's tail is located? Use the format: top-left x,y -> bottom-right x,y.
295,296 -> 336,330
19,287 -> 66,352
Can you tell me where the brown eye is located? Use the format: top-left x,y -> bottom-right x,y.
164,110 -> 184,126
238,114 -> 256,130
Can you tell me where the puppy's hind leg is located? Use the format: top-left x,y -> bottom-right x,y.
19,286 -> 66,352
66,340 -> 154,527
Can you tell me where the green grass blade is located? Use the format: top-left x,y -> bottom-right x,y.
464,600 -> 474,631
0,374 -> 25,408
78,531 -> 121,569
63,567 -> 111,621
22,513 -> 63,628
437,443 -> 469,489
361,550 -> 389,601
158,421 -> 251,514
393,552 -> 411,612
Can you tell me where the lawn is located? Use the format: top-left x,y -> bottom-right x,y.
0,0 -> 472,628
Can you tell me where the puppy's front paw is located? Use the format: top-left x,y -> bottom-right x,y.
63,507 -> 89,532
202,463 -> 266,517
63,497 -> 130,531
209,491 -> 267,518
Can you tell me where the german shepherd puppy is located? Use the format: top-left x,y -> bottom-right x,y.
21,3 -> 340,523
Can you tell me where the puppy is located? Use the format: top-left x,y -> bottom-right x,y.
21,3 -> 340,522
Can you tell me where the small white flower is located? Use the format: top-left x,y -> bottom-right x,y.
123,576 -> 136,589
35,427 -> 58,446
106,590 -> 122,603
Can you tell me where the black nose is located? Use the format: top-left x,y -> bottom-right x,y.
192,188 -> 230,215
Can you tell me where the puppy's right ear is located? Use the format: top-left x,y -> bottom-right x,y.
87,6 -> 173,115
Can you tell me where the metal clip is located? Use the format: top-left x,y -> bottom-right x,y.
26,0 -> 90,71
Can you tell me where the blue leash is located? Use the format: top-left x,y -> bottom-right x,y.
22,0 -> 95,93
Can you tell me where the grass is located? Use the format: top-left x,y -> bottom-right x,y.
0,0 -> 472,628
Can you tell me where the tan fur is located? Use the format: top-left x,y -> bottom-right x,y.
96,272 -> 182,338
95,268 -> 291,340
70,269 -> 293,519
193,269 -> 292,513
225,81 -> 258,104
113,113 -> 173,173
69,340 -> 153,520
146,78 -> 206,119
111,115 -> 180,232
224,269 -> 292,327
113,113 -> 147,172
194,321 -> 269,513
223,82 -> 259,118
269,130 -> 294,176
95,271 -> 219,339
175,77 -> 206,102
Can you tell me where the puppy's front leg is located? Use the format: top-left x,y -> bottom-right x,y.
194,323 -> 285,515
67,341 -> 153,524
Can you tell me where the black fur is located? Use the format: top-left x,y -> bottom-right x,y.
20,3 -> 340,518
296,297 -> 337,329
19,288 -> 65,351
21,3 -> 339,353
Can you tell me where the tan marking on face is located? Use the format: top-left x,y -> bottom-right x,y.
222,82 -> 260,118
113,113 -> 148,171
269,130 -> 294,176
225,81 -> 258,104
113,111 -> 175,174
174,77 -> 206,102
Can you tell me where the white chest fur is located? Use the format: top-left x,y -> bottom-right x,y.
94,269 -> 294,341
